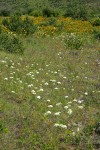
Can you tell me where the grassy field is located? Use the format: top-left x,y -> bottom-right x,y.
0,29 -> 100,149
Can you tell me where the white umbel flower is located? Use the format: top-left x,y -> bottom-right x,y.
54,112 -> 61,116
67,109 -> 73,115
44,111 -> 52,115
36,96 -> 41,99
54,123 -> 67,129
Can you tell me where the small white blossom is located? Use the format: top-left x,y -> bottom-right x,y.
37,96 -> 41,99
68,101 -> 72,104
60,124 -> 67,129
50,80 -> 56,82
77,100 -> 84,103
54,123 -> 67,129
84,92 -> 88,95
10,77 -> 13,79
11,91 -> 15,94
65,96 -> 68,98
78,106 -> 84,109
54,112 -> 61,116
54,87 -> 59,90
48,105 -> 53,108
10,66 -> 14,68
73,99 -> 78,102
31,90 -> 36,95
67,109 -> 73,115
44,82 -> 49,85
64,106 -> 69,109
54,123 -> 60,127
72,132 -> 75,136
44,111 -> 52,115
39,88 -> 44,92
72,89 -> 74,91
77,127 -> 80,132
63,77 -> 67,79
28,84 -> 33,88
57,82 -> 61,84
47,99 -> 51,102
4,78 -> 8,80
56,103 -> 62,106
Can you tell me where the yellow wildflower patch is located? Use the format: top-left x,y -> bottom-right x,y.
0,16 -> 100,35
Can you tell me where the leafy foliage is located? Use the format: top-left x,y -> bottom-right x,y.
64,0 -> 89,20
0,28 -> 24,54
65,33 -> 83,50
93,29 -> 100,40
91,18 -> 100,26
2,14 -> 37,35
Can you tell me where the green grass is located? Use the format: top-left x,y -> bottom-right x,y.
0,33 -> 100,149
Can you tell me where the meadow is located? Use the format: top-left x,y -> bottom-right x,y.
0,14 -> 100,150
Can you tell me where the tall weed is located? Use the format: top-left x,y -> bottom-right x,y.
65,33 -> 83,50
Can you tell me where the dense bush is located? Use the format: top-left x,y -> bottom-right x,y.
0,10 -> 10,16
91,18 -> 100,26
2,14 -> 37,35
93,29 -> 100,40
64,0 -> 88,20
0,29 -> 24,54
29,10 -> 42,17
42,7 -> 59,17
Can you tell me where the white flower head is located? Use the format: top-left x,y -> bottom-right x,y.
77,127 -> 80,132
54,123 -> 60,127
65,96 -> 68,98
73,99 -> 78,102
4,78 -> 8,80
63,77 -> 67,79
60,124 -> 67,129
84,92 -> 88,95
54,123 -> 67,129
57,82 -> 61,84
47,99 -> 51,102
77,100 -> 84,104
44,111 -> 52,116
56,103 -> 62,106
64,106 -> 69,109
39,88 -> 44,92
54,112 -> 61,116
54,87 -> 59,90
48,105 -> 53,108
67,109 -> 73,115
37,96 -> 41,99
11,91 -> 16,94
78,106 -> 84,109
28,84 -> 33,88
31,90 -> 36,95
44,82 -> 49,85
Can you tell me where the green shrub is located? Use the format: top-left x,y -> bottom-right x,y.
21,17 -> 37,35
93,29 -> 100,40
64,0 -> 88,20
0,31 -> 24,54
91,18 -> 100,26
0,10 -> 10,16
42,7 -> 59,17
2,14 -> 37,35
29,10 -> 42,17
65,33 -> 83,50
